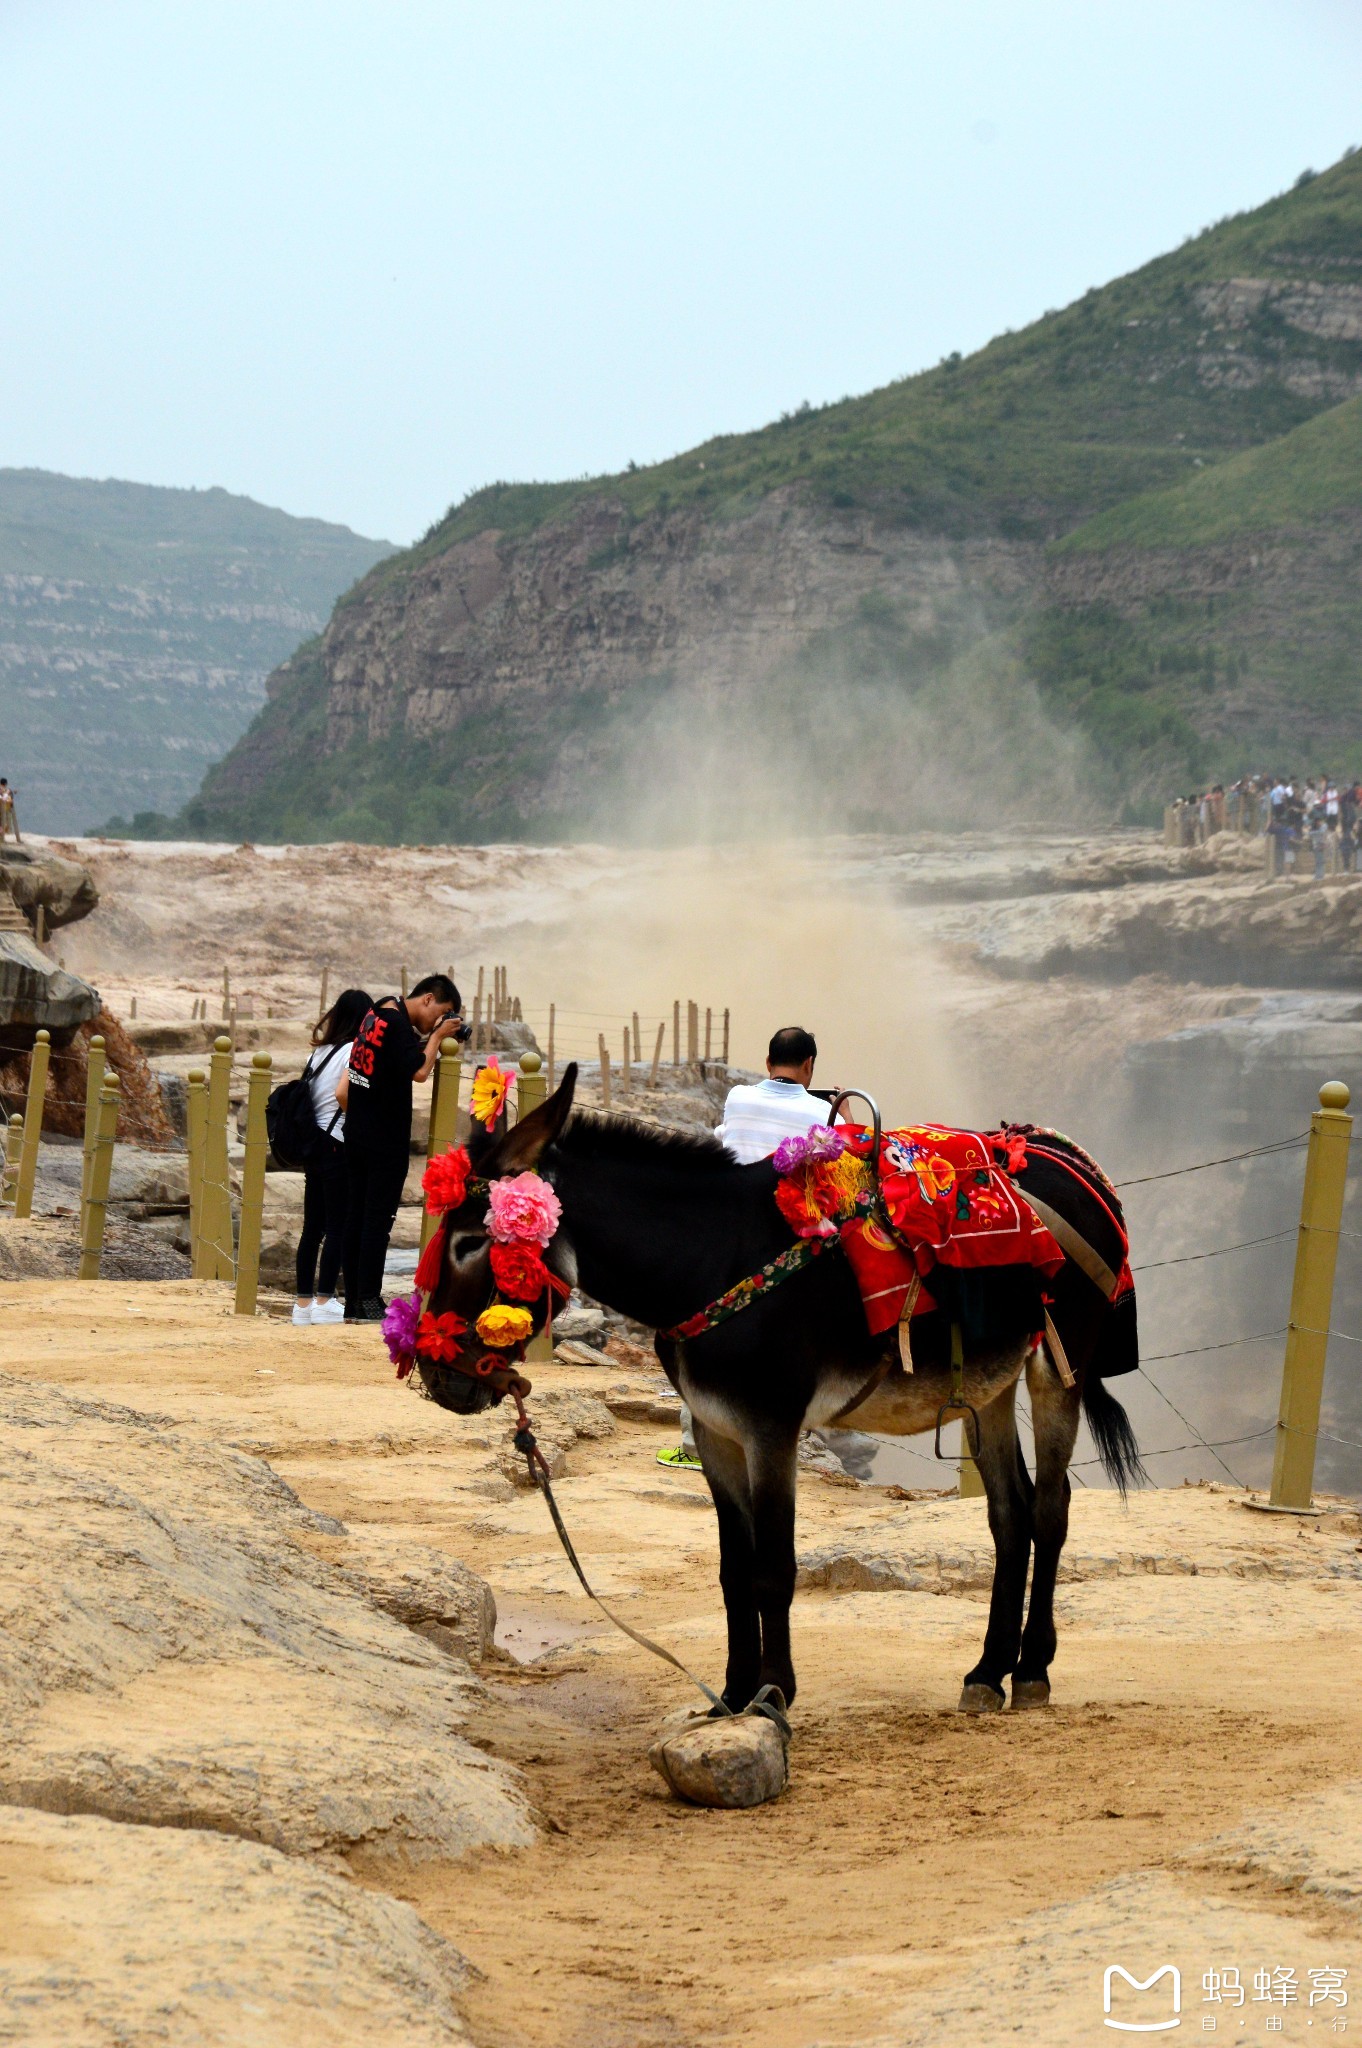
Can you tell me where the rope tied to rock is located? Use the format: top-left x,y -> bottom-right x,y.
508,1387 -> 791,1740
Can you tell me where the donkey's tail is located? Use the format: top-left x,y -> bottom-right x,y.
1081,1371 -> 1147,1497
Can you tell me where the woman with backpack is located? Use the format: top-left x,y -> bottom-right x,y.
291,987 -> 373,1326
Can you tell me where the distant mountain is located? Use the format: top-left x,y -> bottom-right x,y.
0,472 -> 393,834
171,152 -> 1362,842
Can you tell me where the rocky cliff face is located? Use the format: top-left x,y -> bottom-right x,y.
319,490 -> 1036,751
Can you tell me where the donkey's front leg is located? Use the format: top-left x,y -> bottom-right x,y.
959,1374 -> 1035,1714
692,1419 -> 762,1711
746,1427 -> 801,1708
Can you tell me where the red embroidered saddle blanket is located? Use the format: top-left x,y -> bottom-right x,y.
838,1124 -> 1065,1335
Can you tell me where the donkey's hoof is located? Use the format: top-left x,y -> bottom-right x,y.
1010,1679 -> 1051,1711
957,1682 -> 1005,1715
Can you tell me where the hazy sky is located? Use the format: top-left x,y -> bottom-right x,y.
2,2 -> 1358,543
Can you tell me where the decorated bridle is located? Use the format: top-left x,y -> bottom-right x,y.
381,1057 -> 568,1401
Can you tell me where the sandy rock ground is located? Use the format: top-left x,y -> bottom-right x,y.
0,1280 -> 1359,2046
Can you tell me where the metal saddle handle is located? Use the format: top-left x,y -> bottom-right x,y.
825,1088 -> 882,1159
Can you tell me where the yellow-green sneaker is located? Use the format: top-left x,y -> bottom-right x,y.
656,1445 -> 703,1471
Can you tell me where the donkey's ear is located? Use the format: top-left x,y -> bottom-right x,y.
491,1062 -> 577,1174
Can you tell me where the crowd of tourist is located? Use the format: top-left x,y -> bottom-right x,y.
1169,773 -> 1362,877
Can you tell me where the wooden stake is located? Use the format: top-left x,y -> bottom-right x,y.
233,1055 -> 272,1316
1,1111 -> 23,1206
598,1035 -> 612,1110
77,1075 -> 121,1280
518,1051 -> 555,1362
13,1029 -> 50,1221
130,993 -> 137,1019
319,965 -> 330,1020
80,1033 -> 106,1230
35,903 -> 45,947
649,1021 -> 665,1088
687,1001 -> 698,1064
632,1012 -> 641,1062
1270,1081 -> 1354,1507
704,1007 -> 712,1061
201,1036 -> 235,1282
548,1004 -> 556,1092
673,1000 -> 680,1067
722,1007 -> 730,1064
420,1040 -> 463,1254
186,1068 -> 207,1265
622,1026 -> 631,1096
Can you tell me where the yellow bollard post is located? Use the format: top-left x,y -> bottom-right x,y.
13,1028 -> 51,1221
420,1039 -> 463,1254
2,1111 -> 24,1206
234,1054 -> 272,1316
80,1032 -> 106,1229
516,1053 -> 554,1363
77,1074 -> 121,1278
186,1068 -> 207,1274
958,1423 -> 985,1499
1269,1081 -> 1354,1508
201,1036 -> 235,1283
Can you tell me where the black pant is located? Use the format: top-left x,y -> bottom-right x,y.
295,1141 -> 348,1298
343,1143 -> 410,1309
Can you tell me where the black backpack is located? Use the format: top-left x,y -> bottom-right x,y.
266,1046 -> 344,1171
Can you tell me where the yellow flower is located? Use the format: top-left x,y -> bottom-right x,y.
476,1304 -> 534,1349
471,1059 -> 514,1131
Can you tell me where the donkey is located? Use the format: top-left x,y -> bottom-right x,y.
420,1065 -> 1143,1715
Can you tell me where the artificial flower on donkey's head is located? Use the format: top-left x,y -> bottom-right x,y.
476,1303 -> 534,1349
416,1308 -> 468,1363
486,1171 -> 561,1247
421,1144 -> 471,1214
381,1290 -> 422,1375
470,1057 -> 515,1132
489,1239 -> 551,1302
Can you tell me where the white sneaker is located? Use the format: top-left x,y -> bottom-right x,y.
291,1304 -> 312,1326
310,1298 -> 345,1324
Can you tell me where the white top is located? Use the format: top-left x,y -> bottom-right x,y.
716,1076 -> 830,1165
308,1041 -> 351,1143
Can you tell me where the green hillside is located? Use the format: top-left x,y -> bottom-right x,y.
385,152 -> 1362,574
0,472 -> 393,834
1056,392 -> 1362,551
144,150 -> 1362,841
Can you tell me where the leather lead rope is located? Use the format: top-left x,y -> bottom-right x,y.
510,1395 -> 791,1741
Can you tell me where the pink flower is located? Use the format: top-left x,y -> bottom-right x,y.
772,1126 -> 845,1176
381,1290 -> 422,1375
486,1170 -> 562,1247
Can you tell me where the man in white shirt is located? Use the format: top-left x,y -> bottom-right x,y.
658,1027 -> 831,1470
715,1026 -> 829,1164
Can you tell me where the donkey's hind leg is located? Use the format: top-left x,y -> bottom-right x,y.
959,1374 -> 1035,1714
691,1418 -> 762,1712
1013,1349 -> 1082,1707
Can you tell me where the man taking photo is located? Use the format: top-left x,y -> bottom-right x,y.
339,974 -> 466,1322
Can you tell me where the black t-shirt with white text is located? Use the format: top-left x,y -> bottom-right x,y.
345,999 -> 425,1155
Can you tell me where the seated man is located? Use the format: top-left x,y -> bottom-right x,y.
658,1026 -> 831,1471
715,1025 -> 829,1165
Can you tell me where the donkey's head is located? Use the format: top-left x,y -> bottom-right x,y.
414,1064 -> 578,1415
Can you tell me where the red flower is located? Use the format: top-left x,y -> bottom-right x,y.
416,1309 -> 467,1362
422,1145 -> 471,1215
489,1240 -> 550,1303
